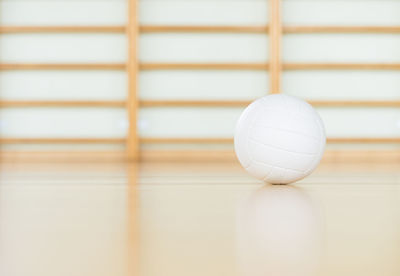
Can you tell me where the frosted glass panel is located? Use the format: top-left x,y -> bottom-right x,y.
138,107 -> 400,139
0,108 -> 127,138
139,108 -> 243,137
283,34 -> 400,63
140,34 -> 268,63
0,0 -> 126,25
283,71 -> 400,101
0,34 -> 126,63
140,0 -> 268,25
0,71 -> 127,101
318,108 -> 400,137
140,71 -> 269,100
283,0 -> 400,25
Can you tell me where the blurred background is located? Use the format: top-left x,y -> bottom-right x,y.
1,0 -> 400,161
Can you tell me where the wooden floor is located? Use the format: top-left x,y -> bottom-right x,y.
0,160 -> 399,276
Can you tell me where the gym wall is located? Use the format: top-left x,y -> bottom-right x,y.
1,0 -> 400,159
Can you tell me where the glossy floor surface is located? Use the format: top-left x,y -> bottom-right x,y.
0,161 -> 399,276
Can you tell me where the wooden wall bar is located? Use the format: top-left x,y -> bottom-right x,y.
2,137 -> 400,144
284,63 -> 400,70
284,26 -> 400,33
0,64 -> 125,70
140,25 -> 269,33
269,0 -> 282,94
0,138 -> 125,144
0,101 -> 126,108
3,63 -> 400,71
1,0 -> 400,159
3,25 -> 400,34
139,63 -> 269,70
1,100 -> 399,108
139,138 -> 400,144
0,26 -> 126,33
139,100 -> 400,108
126,0 -> 140,160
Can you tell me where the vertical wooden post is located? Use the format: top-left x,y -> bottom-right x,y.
269,0 -> 282,94
127,0 -> 140,160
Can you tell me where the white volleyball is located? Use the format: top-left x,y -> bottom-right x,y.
234,94 -> 326,184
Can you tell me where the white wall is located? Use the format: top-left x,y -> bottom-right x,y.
1,0 -> 400,151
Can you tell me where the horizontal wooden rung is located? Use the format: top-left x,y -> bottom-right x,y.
0,63 -> 126,70
144,25 -> 400,34
0,63 -> 266,71
311,100 -> 400,107
284,63 -> 400,70
140,63 -> 269,70
140,138 -> 233,144
0,101 -> 126,108
0,26 -> 126,33
140,100 -> 250,107
2,63 -> 400,71
284,26 -> 400,33
140,25 -> 268,33
140,100 -> 400,107
3,25 -> 400,34
328,138 -> 400,143
2,100 -> 398,108
1,137 -> 399,144
0,138 -> 125,144
140,137 -> 400,144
